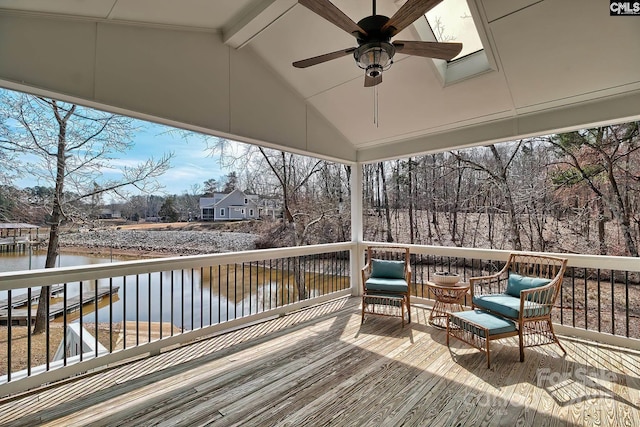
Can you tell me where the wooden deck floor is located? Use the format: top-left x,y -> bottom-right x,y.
1,297 -> 639,426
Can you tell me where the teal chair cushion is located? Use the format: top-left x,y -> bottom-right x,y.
450,309 -> 517,338
371,259 -> 405,279
473,294 -> 550,318
506,273 -> 551,298
365,277 -> 409,293
473,294 -> 521,318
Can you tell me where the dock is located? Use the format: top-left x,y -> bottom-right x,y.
0,223 -> 41,253
0,284 -> 66,310
0,236 -> 34,253
0,285 -> 120,326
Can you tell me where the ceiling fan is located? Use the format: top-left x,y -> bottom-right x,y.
293,0 -> 463,87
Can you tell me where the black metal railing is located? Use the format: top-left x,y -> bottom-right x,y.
557,267 -> 639,338
0,246 -> 351,387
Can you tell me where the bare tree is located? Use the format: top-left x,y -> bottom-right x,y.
453,143 -> 524,251
378,162 -> 394,242
0,91 -> 172,333
548,123 -> 640,256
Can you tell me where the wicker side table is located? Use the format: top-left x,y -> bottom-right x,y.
426,281 -> 470,328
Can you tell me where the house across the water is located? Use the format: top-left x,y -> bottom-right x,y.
199,189 -> 259,221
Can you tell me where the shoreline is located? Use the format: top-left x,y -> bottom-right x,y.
59,245 -> 179,259
57,228 -> 258,257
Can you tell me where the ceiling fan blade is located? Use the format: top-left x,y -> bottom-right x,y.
293,47 -> 357,68
393,40 -> 463,60
364,74 -> 382,87
298,0 -> 367,36
382,0 -> 443,37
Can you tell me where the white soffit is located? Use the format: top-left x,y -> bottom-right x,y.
248,4 -> 362,100
0,0 -> 117,18
308,55 -> 514,148
0,0 -> 259,30
488,0 -> 640,111
0,0 -> 639,164
108,0 -> 257,29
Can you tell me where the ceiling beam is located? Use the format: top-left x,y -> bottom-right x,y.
223,0 -> 297,49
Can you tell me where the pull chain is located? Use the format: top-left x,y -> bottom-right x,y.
373,84 -> 379,127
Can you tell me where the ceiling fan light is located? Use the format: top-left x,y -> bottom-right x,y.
355,42 -> 395,71
366,64 -> 383,78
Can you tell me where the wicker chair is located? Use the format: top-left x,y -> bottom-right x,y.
469,253 -> 568,361
361,246 -> 411,327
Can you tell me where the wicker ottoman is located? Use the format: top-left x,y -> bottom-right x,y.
447,309 -> 518,368
362,294 -> 408,327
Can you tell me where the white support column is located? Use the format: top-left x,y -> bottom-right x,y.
350,162 -> 364,296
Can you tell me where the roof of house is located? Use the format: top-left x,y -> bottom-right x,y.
0,223 -> 39,229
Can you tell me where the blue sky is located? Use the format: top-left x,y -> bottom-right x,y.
12,119 -> 229,196
121,122 -> 227,195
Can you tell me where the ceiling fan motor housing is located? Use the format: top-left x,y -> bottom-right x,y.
354,15 -> 395,74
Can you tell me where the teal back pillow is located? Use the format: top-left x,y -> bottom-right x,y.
371,259 -> 405,279
506,273 -> 551,297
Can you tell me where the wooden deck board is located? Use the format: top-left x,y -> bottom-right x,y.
0,296 -> 639,427
212,317 -> 407,426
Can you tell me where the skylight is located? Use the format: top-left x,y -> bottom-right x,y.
425,0 -> 483,61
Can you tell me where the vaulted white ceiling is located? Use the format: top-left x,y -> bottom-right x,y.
0,0 -> 639,163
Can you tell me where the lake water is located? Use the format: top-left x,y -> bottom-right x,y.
0,250 -> 247,330
0,250 -> 115,272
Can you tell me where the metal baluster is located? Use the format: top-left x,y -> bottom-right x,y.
136,274 -> 140,346
79,281 -> 83,361
63,284 -> 67,366
148,273 -> 152,342
250,261 -> 254,314
122,277 -> 127,349
170,271 -> 175,337
610,270 -> 615,334
27,287 -> 32,377
271,259 -> 275,310
583,268 -> 588,330
571,270 -> 576,328
218,265 -> 222,324
200,267 -> 204,329
159,273 -> 163,340
625,271 -> 630,338
7,290 -> 11,382
181,269 -> 185,332
597,269 -> 601,333
287,257 -> 291,304
95,279 -> 99,357
234,264 -> 238,319
333,252 -> 336,293
560,269 -> 564,325
190,268 -> 194,330
109,277 -> 113,352
242,262 -> 246,316
226,265 -> 230,321
45,284 -> 50,370
209,266 -> 213,327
